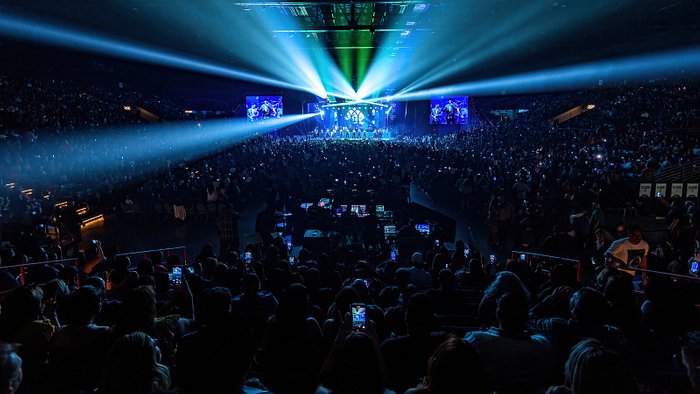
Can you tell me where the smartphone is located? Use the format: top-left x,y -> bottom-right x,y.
390,250 -> 397,261
520,254 -> 526,262
435,239 -> 440,247
171,266 -> 183,285
186,266 -> 195,274
287,241 -> 292,251
289,256 -> 296,266
692,261 -> 699,274
445,263 -> 449,269
362,279 -> 369,288
245,251 -> 253,262
351,303 -> 366,330
464,248 -> 469,258
489,254 -> 496,265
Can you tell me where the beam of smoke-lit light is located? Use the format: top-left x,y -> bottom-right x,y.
8,114 -> 316,183
0,14 -> 322,96
358,0 -> 635,99
383,47 -> 700,101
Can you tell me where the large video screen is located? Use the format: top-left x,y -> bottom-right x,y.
246,96 -> 283,122
307,101 -> 404,131
429,96 -> 468,125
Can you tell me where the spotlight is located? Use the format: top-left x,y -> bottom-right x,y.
319,110 -> 326,116
587,104 -> 596,110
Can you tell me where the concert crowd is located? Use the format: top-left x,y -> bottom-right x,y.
0,73 -> 700,393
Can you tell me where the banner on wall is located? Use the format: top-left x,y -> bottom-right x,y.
687,183 -> 699,198
639,183 -> 652,198
655,183 -> 667,198
671,183 -> 684,198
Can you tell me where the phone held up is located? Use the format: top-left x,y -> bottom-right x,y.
351,303 -> 366,330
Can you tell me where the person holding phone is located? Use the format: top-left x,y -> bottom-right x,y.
318,310 -> 394,394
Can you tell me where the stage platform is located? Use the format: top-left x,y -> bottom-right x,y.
293,134 -> 397,142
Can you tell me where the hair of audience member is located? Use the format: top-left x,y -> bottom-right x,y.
58,266 -> 78,286
41,278 -> 69,303
100,332 -> 170,394
469,258 -> 486,278
478,271 -> 531,326
63,285 -> 102,326
438,269 -> 455,290
149,251 -> 164,267
406,293 -> 434,336
564,339 -> 638,394
423,335 -> 486,394
331,286 -> 361,321
242,273 -> 261,295
197,287 -> 232,326
329,332 -> 384,394
604,274 -> 635,306
114,286 -> 157,337
394,268 -> 411,291
82,276 -> 106,293
431,254 -> 448,271
272,283 -> 310,340
411,252 -> 425,267
496,292 -> 529,333
165,255 -> 180,271
114,256 -> 131,272
570,287 -> 609,326
137,259 -> 154,277
0,343 -> 22,394
0,286 -> 43,340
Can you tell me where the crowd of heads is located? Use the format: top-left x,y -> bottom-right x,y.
0,73 -> 699,392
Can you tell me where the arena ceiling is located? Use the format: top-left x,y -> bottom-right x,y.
1,0 -> 699,92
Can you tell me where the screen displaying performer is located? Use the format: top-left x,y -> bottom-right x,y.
429,96 -> 469,124
246,96 -> 283,122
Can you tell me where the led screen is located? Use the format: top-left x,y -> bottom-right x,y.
429,96 -> 469,124
246,96 -> 283,122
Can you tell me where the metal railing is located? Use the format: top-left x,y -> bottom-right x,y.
0,245 -> 187,285
510,250 -> 700,283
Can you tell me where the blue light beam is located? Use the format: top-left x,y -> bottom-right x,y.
7,114 -> 315,184
386,47 -> 700,101
0,14 -> 319,95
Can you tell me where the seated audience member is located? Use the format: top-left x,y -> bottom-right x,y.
0,343 -> 22,394
530,287 -> 627,374
100,331 -> 170,394
259,283 -> 324,394
478,271 -> 531,327
382,293 -> 448,393
408,252 -> 433,288
467,293 -> 554,392
231,273 -> 278,342
49,285 -> 110,393
425,269 -> 465,315
406,335 -> 486,394
546,339 -> 638,394
0,286 -> 55,392
176,287 -> 258,393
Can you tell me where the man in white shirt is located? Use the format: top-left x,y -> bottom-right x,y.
605,225 -> 649,277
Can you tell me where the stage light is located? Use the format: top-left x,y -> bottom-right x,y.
358,0 -> 637,99
385,46 -> 700,101
0,14 -> 326,96
4,114 -> 315,184
319,110 -> 326,116
587,104 -> 596,110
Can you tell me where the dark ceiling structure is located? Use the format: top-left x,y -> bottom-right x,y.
0,0 -> 698,91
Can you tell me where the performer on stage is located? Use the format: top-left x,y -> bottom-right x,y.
247,104 -> 259,122
430,103 -> 442,124
444,98 -> 458,125
260,99 -> 276,119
